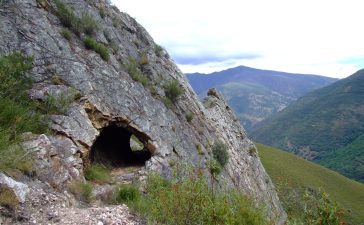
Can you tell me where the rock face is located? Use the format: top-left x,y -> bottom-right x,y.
0,0 -> 286,223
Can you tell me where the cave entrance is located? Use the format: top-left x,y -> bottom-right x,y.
90,124 -> 151,168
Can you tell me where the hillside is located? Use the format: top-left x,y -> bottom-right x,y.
0,0 -> 286,224
257,143 -> 364,224
251,69 -> 364,182
187,66 -> 336,130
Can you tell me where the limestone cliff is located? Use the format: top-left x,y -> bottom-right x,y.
0,0 -> 286,223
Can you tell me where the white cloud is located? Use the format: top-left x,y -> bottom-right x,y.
112,0 -> 364,78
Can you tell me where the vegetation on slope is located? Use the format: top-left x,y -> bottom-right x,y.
0,53 -> 48,173
320,133 -> 364,183
126,171 -> 267,225
257,143 -> 364,224
252,69 -> 364,182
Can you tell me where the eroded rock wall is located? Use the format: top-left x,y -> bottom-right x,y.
0,0 -> 286,223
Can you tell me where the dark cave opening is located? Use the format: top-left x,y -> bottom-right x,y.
90,124 -> 151,167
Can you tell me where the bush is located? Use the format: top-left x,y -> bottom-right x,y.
302,190 -> 345,225
83,36 -> 98,49
185,112 -> 193,123
164,80 -> 184,103
212,141 -> 229,168
79,13 -> 99,35
139,52 -> 148,66
55,0 -> 99,36
109,40 -> 119,53
83,36 -> 110,61
113,184 -> 140,204
124,58 -> 149,86
84,164 -> 111,184
99,7 -> 106,18
54,0 -> 77,29
60,28 -> 72,40
42,92 -> 74,115
132,172 -> 266,225
95,44 -> 110,61
69,181 -> 93,203
0,52 -> 48,173
207,159 -> 221,176
161,96 -> 173,108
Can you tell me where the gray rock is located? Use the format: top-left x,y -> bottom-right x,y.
0,173 -> 29,203
0,0 -> 286,223
22,134 -> 83,189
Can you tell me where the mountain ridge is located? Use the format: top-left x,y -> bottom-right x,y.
187,65 -> 337,130
252,69 -> 364,182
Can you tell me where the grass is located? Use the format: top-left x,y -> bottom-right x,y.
112,184 -> 140,204
139,52 -> 148,66
130,172 -> 267,225
212,141 -> 229,168
257,143 -> 364,224
79,13 -> 99,35
163,80 -> 184,103
54,0 -> 99,36
83,36 -> 110,61
69,180 -> 93,203
185,112 -> 193,123
84,164 -> 111,184
0,187 -> 19,209
60,28 -> 72,40
123,58 -> 149,87
0,52 -> 48,173
54,0 -> 77,29
42,92 -> 74,115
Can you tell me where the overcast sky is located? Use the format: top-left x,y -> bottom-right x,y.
112,0 -> 364,78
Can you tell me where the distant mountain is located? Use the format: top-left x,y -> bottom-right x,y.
186,66 -> 337,130
251,69 -> 364,182
257,143 -> 364,224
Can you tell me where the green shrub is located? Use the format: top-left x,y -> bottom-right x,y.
99,6 -> 106,18
84,164 -> 111,184
212,141 -> 229,168
124,58 -> 149,86
109,40 -> 119,53
69,181 -> 93,203
302,190 -> 345,225
95,44 -> 109,61
207,159 -> 222,176
112,18 -> 120,28
164,80 -> 184,103
83,36 -> 98,49
0,53 -> 48,173
54,0 -> 77,29
149,86 -> 158,96
132,172 -> 266,225
113,184 -> 140,204
51,74 -> 63,85
79,13 -> 99,35
161,96 -> 172,108
139,52 -> 148,66
185,112 -> 193,123
55,1 -> 99,36
83,37 -> 110,61
60,28 -> 72,40
42,92 -> 74,115
196,143 -> 203,155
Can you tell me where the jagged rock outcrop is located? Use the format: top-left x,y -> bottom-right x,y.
0,0 -> 286,223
